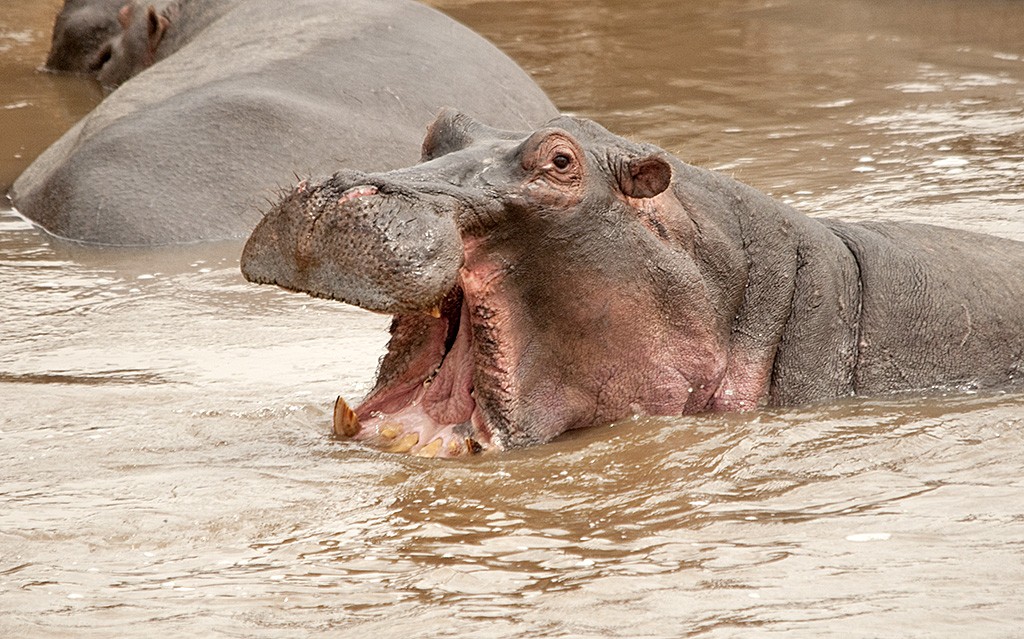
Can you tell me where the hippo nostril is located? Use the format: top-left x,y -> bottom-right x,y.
338,185 -> 379,206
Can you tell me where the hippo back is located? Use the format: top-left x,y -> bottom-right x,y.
824,220 -> 1024,393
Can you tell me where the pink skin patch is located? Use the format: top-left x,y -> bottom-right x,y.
338,185 -> 378,206
711,348 -> 774,411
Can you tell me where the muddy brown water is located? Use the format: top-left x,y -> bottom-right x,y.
2,0 -> 1023,636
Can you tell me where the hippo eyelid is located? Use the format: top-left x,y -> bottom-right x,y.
517,128 -> 579,170
550,153 -> 573,171
537,143 -> 581,176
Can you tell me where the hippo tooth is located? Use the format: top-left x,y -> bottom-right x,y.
387,432 -> 420,453
332,396 -> 361,437
380,424 -> 401,440
415,438 -> 444,458
428,305 -> 442,318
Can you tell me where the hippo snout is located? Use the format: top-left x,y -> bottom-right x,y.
240,172 -> 463,314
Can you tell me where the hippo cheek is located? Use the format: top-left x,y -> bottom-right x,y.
241,180 -> 463,315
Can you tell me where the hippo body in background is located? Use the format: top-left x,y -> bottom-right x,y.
44,0 -> 126,73
241,111 -> 1024,456
11,0 -> 558,245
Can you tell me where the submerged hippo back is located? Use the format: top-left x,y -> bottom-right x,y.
824,220 -> 1024,393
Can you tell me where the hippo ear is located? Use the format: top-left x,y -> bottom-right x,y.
618,155 -> 672,199
117,4 -> 133,29
422,110 -> 473,161
422,109 -> 503,161
146,5 -> 170,51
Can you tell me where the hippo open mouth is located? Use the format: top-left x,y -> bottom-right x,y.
292,180 -> 495,454
242,110 -> 1024,457
241,171 -> 513,457
335,283 -> 495,456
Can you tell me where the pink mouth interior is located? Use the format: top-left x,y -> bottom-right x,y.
337,185 -> 379,205
351,286 -> 491,455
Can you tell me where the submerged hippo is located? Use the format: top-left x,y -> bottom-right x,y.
43,0 -> 235,84
241,111 -> 1024,457
44,0 -> 126,73
95,0 -> 237,89
12,0 -> 557,245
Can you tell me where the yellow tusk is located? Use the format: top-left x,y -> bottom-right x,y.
332,396 -> 361,437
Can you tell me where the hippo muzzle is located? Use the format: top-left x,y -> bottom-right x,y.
241,172 -> 464,315
242,168 -> 506,457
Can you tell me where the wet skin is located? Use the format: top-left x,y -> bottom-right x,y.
241,111 -> 1024,456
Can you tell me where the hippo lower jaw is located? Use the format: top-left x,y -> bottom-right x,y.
333,283 -> 497,457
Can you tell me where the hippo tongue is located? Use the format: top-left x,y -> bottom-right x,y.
331,337 -> 477,445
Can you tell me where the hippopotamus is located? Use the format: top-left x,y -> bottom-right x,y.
95,0 -> 237,89
44,0 -> 126,73
11,0 -> 557,245
240,110 -> 1024,457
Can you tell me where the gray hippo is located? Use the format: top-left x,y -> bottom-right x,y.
95,0 -> 237,89
11,0 -> 557,245
241,111 -> 1024,457
44,0 -> 126,73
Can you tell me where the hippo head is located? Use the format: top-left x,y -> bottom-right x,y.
94,1 -> 173,88
45,0 -> 126,74
242,111 -> 740,456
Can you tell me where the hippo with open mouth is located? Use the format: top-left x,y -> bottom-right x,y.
241,110 -> 1024,456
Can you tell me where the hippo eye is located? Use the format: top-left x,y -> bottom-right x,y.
551,153 -> 573,171
89,43 -> 113,71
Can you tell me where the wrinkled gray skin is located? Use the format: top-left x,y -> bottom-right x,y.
242,111 -> 1024,456
11,0 -> 558,245
44,0 -> 126,73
